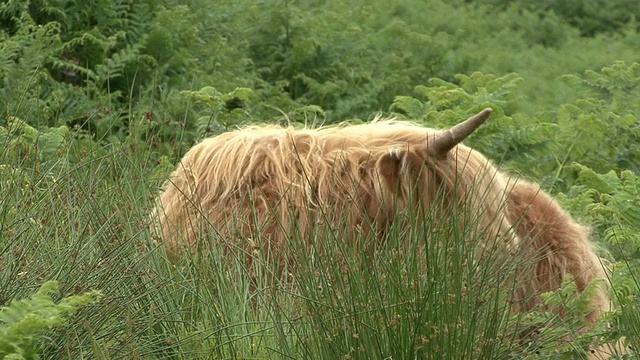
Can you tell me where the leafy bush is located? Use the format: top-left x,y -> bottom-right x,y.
558,62 -> 640,175
0,281 -> 101,360
468,0 -> 640,37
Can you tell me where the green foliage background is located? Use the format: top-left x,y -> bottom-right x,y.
1,0 -> 639,358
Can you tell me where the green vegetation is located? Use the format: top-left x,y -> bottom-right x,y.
0,281 -> 101,359
1,0 -> 639,358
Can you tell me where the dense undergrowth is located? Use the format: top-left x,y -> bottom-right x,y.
1,0 -> 639,358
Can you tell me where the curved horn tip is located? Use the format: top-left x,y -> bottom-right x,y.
464,107 -> 493,126
476,107 -> 493,118
427,107 -> 494,157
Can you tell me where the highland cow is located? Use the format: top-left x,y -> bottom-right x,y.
152,108 -> 616,357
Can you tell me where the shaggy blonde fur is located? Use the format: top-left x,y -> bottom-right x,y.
155,120 -> 519,259
153,118 -> 616,356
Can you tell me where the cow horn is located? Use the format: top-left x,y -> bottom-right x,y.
428,108 -> 493,157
